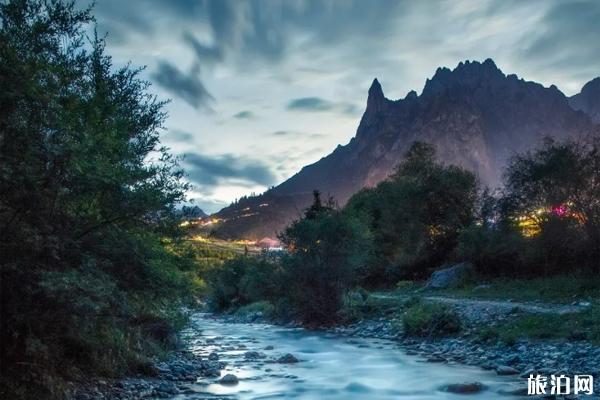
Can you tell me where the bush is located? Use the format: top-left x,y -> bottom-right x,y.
456,223 -> 528,276
207,255 -> 281,311
402,300 -> 461,337
234,301 -> 276,320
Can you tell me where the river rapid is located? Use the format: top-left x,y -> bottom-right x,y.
173,313 -> 525,399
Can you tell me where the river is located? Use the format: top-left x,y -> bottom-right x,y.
173,313 -> 525,399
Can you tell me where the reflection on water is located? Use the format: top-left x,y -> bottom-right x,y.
175,314 -> 525,399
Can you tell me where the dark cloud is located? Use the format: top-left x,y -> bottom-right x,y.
287,97 -> 333,112
523,1 -> 600,72
151,61 -> 214,110
183,153 -> 277,187
183,31 -> 224,66
95,0 -> 405,69
233,111 -> 255,119
287,97 -> 360,116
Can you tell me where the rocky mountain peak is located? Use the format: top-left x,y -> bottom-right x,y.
570,77 -> 600,123
582,77 -> 600,92
366,78 -> 386,113
422,58 -> 506,96
211,60 -> 599,240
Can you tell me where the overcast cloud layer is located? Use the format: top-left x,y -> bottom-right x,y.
89,0 -> 600,213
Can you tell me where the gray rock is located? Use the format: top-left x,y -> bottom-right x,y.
156,382 -> 178,395
277,353 -> 299,364
426,355 -> 447,363
244,351 -> 266,360
425,262 -> 474,289
219,374 -> 239,385
443,382 -> 485,394
496,365 -> 520,375
208,352 -> 219,361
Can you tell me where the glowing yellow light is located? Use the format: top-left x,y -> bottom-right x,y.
190,235 -> 209,242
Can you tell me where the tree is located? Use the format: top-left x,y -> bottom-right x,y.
0,1 -> 194,397
345,142 -> 478,281
278,192 -> 371,325
498,138 -> 600,272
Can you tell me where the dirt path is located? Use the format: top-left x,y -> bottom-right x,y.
371,292 -> 589,323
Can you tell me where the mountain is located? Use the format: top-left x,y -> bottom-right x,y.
179,205 -> 208,219
210,59 -> 600,240
570,77 -> 600,124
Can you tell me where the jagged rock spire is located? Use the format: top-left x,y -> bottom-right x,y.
366,78 -> 386,113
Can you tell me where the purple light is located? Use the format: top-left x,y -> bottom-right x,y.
551,204 -> 567,217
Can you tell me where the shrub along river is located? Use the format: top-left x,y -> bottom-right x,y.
171,314 -> 524,399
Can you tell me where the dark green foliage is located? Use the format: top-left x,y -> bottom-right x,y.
458,138 -> 600,276
0,1 -> 196,397
346,142 -> 477,282
455,223 -> 528,276
401,300 -> 461,337
500,138 -> 600,272
278,194 -> 372,325
207,255 -> 281,311
208,192 -> 372,325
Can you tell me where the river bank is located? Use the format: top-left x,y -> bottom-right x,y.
69,303 -> 600,399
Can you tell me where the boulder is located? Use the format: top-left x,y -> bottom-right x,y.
425,262 -> 474,289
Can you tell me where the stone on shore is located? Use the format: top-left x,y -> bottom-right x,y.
496,365 -> 520,375
277,353 -> 299,363
219,374 -> 239,385
443,382 -> 485,394
425,262 -> 474,289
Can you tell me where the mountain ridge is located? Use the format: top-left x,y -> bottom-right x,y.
209,59 -> 600,239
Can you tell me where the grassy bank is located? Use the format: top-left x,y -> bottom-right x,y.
431,273 -> 600,303
342,274 -> 600,345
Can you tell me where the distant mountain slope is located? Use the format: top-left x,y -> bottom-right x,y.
570,77 -> 600,124
210,59 -> 599,240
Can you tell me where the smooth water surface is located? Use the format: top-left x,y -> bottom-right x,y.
177,314 -> 525,399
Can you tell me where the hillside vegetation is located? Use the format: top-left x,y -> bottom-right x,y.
208,139 -> 600,325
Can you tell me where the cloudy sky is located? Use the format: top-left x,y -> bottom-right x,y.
90,0 -> 599,213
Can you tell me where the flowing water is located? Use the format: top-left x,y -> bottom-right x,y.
176,314 -> 525,399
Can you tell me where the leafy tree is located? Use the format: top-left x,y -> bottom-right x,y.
0,1 -> 195,397
278,192 -> 372,325
346,142 -> 477,281
498,138 -> 600,273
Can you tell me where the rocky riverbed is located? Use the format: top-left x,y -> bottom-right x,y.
69,303 -> 600,399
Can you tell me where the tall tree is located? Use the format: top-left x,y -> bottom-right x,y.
0,1 -> 193,397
